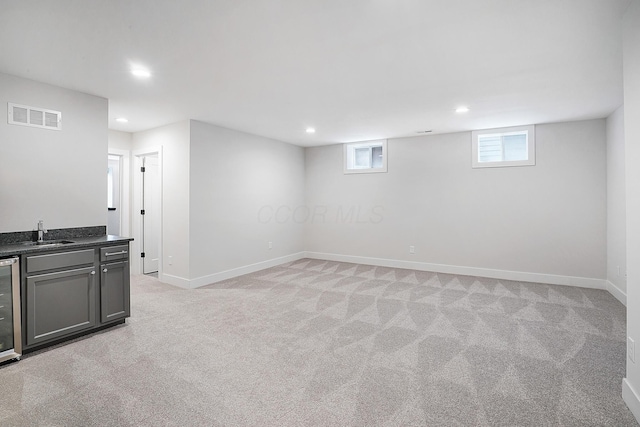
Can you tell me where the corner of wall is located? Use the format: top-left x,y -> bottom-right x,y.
623,1 -> 640,424
605,105 -> 627,297
623,379 -> 640,424
606,280 -> 627,306
189,252 -> 307,288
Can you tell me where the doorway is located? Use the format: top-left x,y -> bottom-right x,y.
107,155 -> 121,235
141,155 -> 160,274
132,148 -> 162,277
106,149 -> 130,237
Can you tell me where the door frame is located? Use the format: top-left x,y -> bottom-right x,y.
107,148 -> 130,237
132,147 -> 163,278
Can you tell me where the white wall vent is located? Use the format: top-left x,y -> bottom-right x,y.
8,103 -> 62,130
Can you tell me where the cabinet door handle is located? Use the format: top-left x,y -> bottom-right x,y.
105,251 -> 128,257
90,271 -> 96,275
103,268 -> 108,273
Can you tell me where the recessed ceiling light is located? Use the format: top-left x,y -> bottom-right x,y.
306,127 -> 315,134
116,117 -> 128,123
131,68 -> 151,78
455,106 -> 470,113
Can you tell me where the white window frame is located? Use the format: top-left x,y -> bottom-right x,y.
344,139 -> 388,174
472,125 -> 535,168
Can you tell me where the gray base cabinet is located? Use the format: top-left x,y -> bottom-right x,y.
100,260 -> 130,323
22,242 -> 130,351
26,266 -> 96,346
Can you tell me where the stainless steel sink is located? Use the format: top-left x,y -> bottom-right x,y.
20,240 -> 75,247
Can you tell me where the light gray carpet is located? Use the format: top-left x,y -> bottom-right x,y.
0,258 -> 637,426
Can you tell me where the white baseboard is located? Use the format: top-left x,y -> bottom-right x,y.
303,251 -> 607,290
159,273 -> 191,289
188,252 -> 307,289
157,251 -> 616,299
606,280 -> 627,306
623,378 -> 640,424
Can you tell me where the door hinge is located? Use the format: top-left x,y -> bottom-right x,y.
141,252 -> 146,258
141,166 -> 146,173
140,209 -> 145,215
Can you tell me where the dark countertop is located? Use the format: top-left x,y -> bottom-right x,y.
0,235 -> 133,258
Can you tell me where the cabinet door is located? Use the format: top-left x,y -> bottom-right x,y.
26,266 -> 96,346
100,260 -> 130,323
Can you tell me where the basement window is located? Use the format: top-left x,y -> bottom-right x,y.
344,139 -> 387,174
472,125 -> 535,168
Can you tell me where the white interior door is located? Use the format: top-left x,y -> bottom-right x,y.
142,155 -> 160,274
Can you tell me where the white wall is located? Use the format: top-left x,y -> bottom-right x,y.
130,119 -> 305,286
108,129 -> 132,151
132,121 -> 190,281
0,72 -> 107,232
189,120 -> 305,283
623,0 -> 640,421
606,106 -> 626,300
305,119 -> 606,284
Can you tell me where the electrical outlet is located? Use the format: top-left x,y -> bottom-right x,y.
268,241 -> 273,250
617,266 -> 620,277
168,255 -> 173,266
629,337 -> 635,363
409,245 -> 415,254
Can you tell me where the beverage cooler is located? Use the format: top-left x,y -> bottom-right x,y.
0,257 -> 21,363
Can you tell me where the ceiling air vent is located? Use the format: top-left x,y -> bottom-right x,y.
8,103 -> 62,130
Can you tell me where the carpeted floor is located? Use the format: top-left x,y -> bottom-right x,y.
0,258 -> 637,426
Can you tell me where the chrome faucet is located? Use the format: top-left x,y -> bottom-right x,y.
37,220 -> 48,242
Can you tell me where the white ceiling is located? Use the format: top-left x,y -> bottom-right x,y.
0,0 -> 629,147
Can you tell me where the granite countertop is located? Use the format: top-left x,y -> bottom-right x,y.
0,226 -> 133,257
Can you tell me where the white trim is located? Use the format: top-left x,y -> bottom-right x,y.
156,252 -> 307,289
154,251 -> 618,299
344,139 -> 388,174
160,273 -> 192,289
304,251 -> 606,290
606,280 -> 627,306
472,124 -> 535,168
623,379 -> 640,424
189,252 -> 307,288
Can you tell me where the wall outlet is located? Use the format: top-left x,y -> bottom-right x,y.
168,255 -> 173,266
268,241 -> 273,250
409,245 -> 415,254
617,266 -> 621,277
629,337 -> 635,363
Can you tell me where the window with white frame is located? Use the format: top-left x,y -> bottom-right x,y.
344,139 -> 387,174
472,125 -> 535,168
